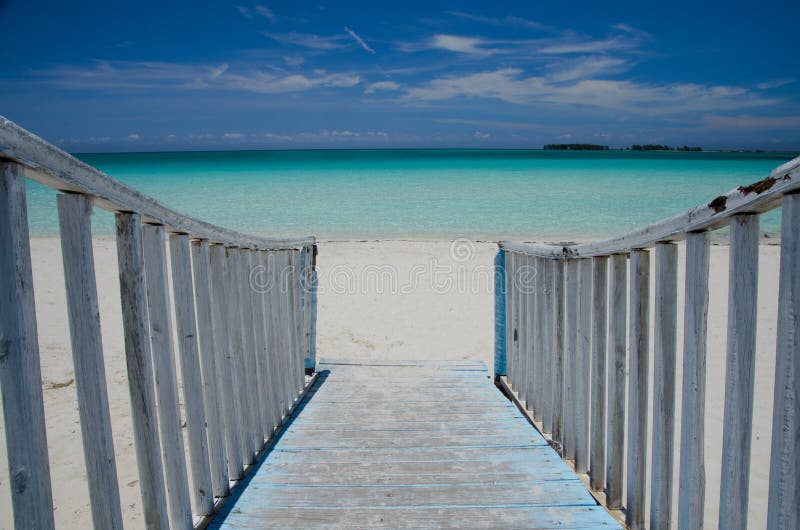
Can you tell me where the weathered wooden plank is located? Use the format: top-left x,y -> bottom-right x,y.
309,247 -> 318,372
276,431 -> 544,450
115,212 -> 169,529
142,224 -> 192,529
589,256 -> 608,492
564,258 -> 579,460
266,251 -> 290,419
719,214 -> 759,530
239,248 -> 264,453
226,247 -> 255,464
575,258 -> 592,474
0,117 -> 315,250
169,233 -> 214,516
518,254 -> 530,406
540,258 -> 555,434
191,239 -> 229,498
506,252 -> 518,389
677,231 -> 710,530
209,243 -> 244,480
606,253 -> 627,510
533,257 -> 544,421
767,193 -> 800,530
289,250 -> 305,399
250,250 -> 275,438
650,242 -> 678,530
209,506 -> 618,530
626,249 -> 650,530
493,250 -> 507,377
551,258 -> 566,447
257,250 -> 280,434
301,245 -> 313,372
0,162 -> 55,530
56,192 -> 123,530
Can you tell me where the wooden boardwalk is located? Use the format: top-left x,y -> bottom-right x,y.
208,359 -> 620,529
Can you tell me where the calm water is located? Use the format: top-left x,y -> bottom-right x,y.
26,149 -> 797,240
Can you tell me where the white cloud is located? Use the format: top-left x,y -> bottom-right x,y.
703,115 -> 800,130
364,80 -> 400,94
756,79 -> 794,90
236,6 -> 252,18
223,132 -> 244,139
447,11 -> 556,33
402,68 -> 780,115
127,133 -> 140,141
223,70 -> 360,93
344,27 -> 376,54
428,35 -> 501,56
283,56 -> 305,66
264,32 -> 347,50
254,5 -> 276,23
473,131 -> 490,139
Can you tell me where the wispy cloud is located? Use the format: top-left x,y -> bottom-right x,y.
435,118 -> 539,130
264,32 -> 348,50
401,68 -> 780,115
33,60 -> 361,95
344,26 -> 376,54
702,114 -> 800,130
254,5 -> 276,23
236,6 -> 252,18
756,78 -> 794,90
364,80 -> 400,94
447,11 -> 556,33
127,133 -> 140,141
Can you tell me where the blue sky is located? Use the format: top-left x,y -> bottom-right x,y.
1,0 -> 798,151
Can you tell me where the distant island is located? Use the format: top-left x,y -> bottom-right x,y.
543,143 -> 609,150
543,143 -> 703,151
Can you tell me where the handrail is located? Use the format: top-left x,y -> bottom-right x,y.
495,154 -> 800,530
0,116 -> 314,250
0,119 -> 319,530
500,154 -> 800,258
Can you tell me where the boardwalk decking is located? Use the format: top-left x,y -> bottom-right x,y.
208,359 -> 620,529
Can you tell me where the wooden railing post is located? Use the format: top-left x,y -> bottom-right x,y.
518,254 -> 530,406
507,252 -> 519,389
248,249 -> 272,440
309,245 -> 319,374
191,239 -> 229,498
210,243 -> 244,480
115,212 -> 169,530
541,258 -> 554,434
678,231 -> 710,530
142,224 -> 192,529
0,162 -> 55,530
626,249 -> 650,530
493,250 -> 507,378
534,257 -> 546,423
255,250 -> 279,436
575,258 -> 592,474
589,255 -> 608,491
239,248 -> 264,453
606,253 -> 627,509
290,250 -> 305,397
651,242 -> 678,529
564,258 -> 579,460
551,258 -> 565,449
719,214 -> 759,530
57,192 -> 124,530
767,193 -> 800,530
168,233 -> 214,516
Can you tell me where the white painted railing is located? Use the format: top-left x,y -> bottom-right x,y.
0,116 -> 317,529
495,154 -> 800,530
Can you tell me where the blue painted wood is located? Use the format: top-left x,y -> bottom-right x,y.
494,250 -> 507,377
206,359 -> 621,529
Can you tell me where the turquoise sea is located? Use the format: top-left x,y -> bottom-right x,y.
26,149 -> 797,241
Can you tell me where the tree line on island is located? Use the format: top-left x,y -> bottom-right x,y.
543,143 -> 703,151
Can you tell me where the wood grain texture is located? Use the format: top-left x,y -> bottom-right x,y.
589,256 -> 608,492
626,249 -> 650,530
191,239 -> 229,498
0,117 -> 314,250
115,212 -> 169,530
767,193 -> 800,530
169,233 -> 214,516
575,258 -> 592,474
551,259 -> 565,448
207,360 -> 621,529
142,224 -> 192,530
57,192 -> 123,530
209,243 -> 243,480
238,248 -> 264,453
0,162 -> 55,530
606,253 -> 627,510
518,254 -> 530,406
719,214 -> 759,530
540,258 -> 554,434
249,250 -> 274,438
650,242 -> 678,530
678,232 -> 709,530
564,259 -> 579,460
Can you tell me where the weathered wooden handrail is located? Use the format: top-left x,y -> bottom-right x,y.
496,154 -> 800,530
0,116 -> 318,529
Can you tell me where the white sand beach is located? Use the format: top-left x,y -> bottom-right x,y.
0,237 -> 782,529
